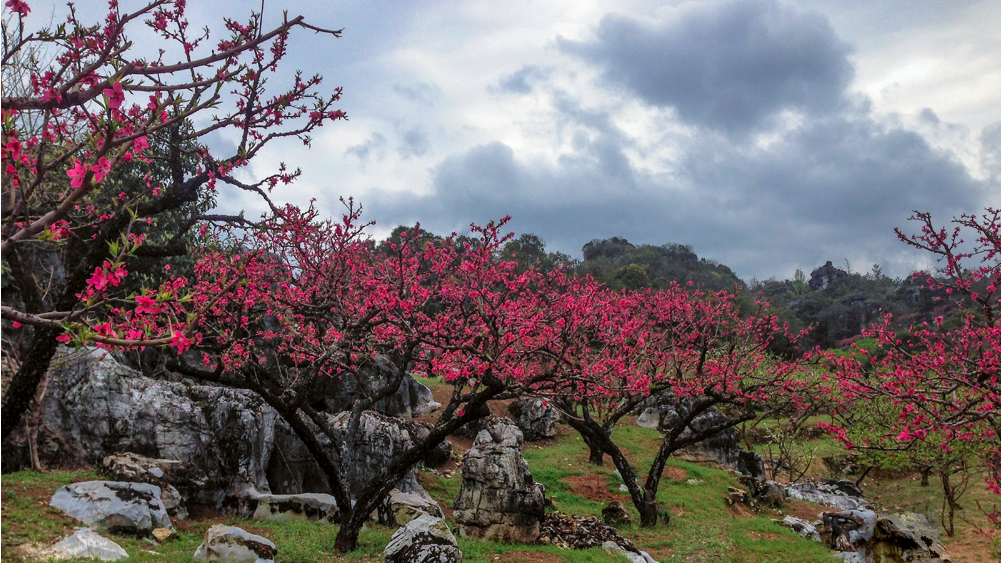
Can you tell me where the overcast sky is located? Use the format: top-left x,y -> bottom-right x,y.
40,0 -> 1003,280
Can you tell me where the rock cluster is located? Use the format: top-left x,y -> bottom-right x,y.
538,513 -> 636,551
101,452 -> 202,519
785,480 -> 866,511
507,397 -> 560,441
8,348 -> 447,515
50,481 -> 173,537
635,395 -> 740,468
453,417 -> 546,543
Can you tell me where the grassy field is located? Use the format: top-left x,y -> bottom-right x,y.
1,404 -> 997,562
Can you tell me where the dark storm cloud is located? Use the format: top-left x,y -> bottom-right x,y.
557,0 -> 855,133
491,65 -> 551,94
357,102 -> 992,279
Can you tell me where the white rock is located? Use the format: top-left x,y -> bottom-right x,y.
50,481 -> 173,535
601,540 -> 659,563
46,528 -> 129,561
250,492 -> 339,523
385,513 -> 461,563
193,524 -> 276,563
387,487 -> 444,526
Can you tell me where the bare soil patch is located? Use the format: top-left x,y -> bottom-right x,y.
664,466 -> 687,481
783,499 -> 831,523
562,473 -> 626,503
943,525 -> 999,563
492,551 -> 565,563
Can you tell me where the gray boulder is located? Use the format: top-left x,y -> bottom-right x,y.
250,492 -> 339,523
311,355 -> 441,418
453,417 -> 546,543
822,509 -> 877,552
778,515 -> 821,542
194,524 -> 276,563
601,540 -> 659,563
384,513 -> 462,563
388,488 -> 445,526
507,397 -> 560,441
44,528 -> 129,561
865,513 -> 950,563
636,408 -> 661,430
50,481 -> 173,536
737,450 -> 765,479
101,452 -> 202,519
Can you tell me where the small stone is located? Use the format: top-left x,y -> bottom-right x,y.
685,479 -> 704,485
602,501 -> 632,526
152,528 -> 173,542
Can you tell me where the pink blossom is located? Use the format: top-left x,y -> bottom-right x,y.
102,81 -> 125,109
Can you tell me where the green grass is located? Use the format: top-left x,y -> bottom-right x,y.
5,414 -> 993,563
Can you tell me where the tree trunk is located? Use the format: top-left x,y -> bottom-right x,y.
920,465 -> 931,487
334,519 -> 361,553
582,433 -> 605,465
638,498 -> 659,527
1,329 -> 58,443
939,468 -> 955,537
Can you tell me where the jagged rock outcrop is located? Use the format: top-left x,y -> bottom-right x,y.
50,481 -> 173,536
737,450 -> 765,479
7,348 -> 447,516
311,354 -> 441,418
384,513 -> 462,563
193,525 -> 277,563
808,261 -> 848,291
507,397 -> 560,441
453,417 -> 546,543
866,513 -> 950,563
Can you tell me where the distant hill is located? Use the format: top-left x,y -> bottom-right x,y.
575,237 -> 744,292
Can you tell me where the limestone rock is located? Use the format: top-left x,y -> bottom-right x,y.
453,417 -> 546,543
388,488 -> 445,526
101,452 -> 200,519
45,528 -> 129,561
193,524 -> 276,563
635,408 -> 660,430
777,515 -> 821,542
786,481 -> 867,511
737,450 -> 765,479
821,509 -> 877,552
507,397 -> 560,441
50,481 -> 173,536
601,540 -> 659,563
403,419 -> 453,468
250,492 -> 339,523
865,513 -> 950,563
384,513 -> 462,563
311,355 -> 441,418
153,527 -> 174,542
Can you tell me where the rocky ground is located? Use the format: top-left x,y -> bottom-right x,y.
0,350 -> 998,562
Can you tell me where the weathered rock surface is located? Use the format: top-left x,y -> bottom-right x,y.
50,481 -> 173,536
250,492 -> 339,523
866,513 -> 950,563
311,355 -> 441,418
777,515 -> 821,542
636,395 -> 739,468
43,528 -> 129,561
736,450 -> 765,479
507,397 -> 560,441
384,513 -> 462,563
193,524 -> 276,563
101,452 -> 202,519
388,488 -> 445,526
786,481 -> 867,511
822,509 -> 877,552
636,408 -> 661,430
403,419 -> 453,468
9,348 -> 447,516
453,417 -> 546,543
